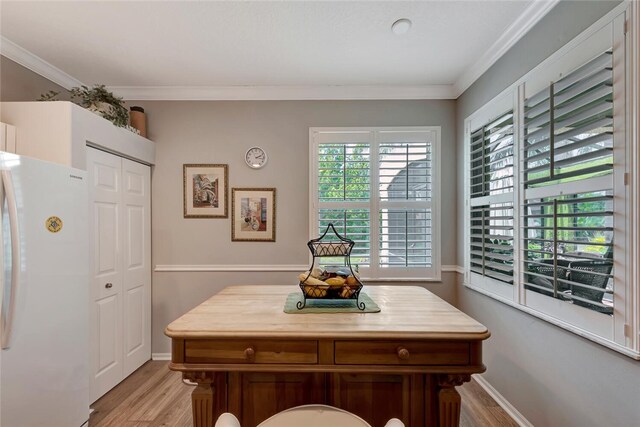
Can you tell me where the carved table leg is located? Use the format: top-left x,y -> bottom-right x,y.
185,372 -> 218,427
437,374 -> 470,427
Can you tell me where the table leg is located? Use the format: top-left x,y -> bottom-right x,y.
185,372 -> 218,427
436,374 -> 470,427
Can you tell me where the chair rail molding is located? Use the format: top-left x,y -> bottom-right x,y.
154,264 -> 310,272
442,265 -> 465,274
155,264 -> 465,280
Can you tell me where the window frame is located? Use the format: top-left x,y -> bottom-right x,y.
309,126 -> 441,281
463,2 -> 640,359
465,91 -> 519,301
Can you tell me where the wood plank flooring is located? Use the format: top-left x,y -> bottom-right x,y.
89,361 -> 518,427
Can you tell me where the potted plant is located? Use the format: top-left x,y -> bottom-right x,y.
39,84 -> 129,129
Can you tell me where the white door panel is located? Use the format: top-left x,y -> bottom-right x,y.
125,286 -> 144,356
92,295 -> 122,401
96,203 -> 118,274
95,202 -> 120,300
96,295 -> 119,374
87,148 -> 123,402
122,158 -> 151,377
125,205 -> 144,272
95,161 -> 119,193
125,166 -> 145,195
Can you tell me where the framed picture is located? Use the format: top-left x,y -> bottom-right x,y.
183,164 -> 228,218
231,188 -> 276,242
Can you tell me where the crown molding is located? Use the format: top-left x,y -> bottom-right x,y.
0,36 -> 83,89
453,0 -> 561,97
109,84 -> 457,101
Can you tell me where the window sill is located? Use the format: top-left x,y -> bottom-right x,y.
463,280 -> 640,360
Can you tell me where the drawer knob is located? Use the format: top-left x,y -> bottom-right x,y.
397,346 -> 410,360
244,346 -> 256,360
105,283 -> 113,289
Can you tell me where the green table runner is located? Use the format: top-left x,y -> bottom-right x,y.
283,292 -> 381,314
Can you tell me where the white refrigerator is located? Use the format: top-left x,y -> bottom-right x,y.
0,151 -> 89,426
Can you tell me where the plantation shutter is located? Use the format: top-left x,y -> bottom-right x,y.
468,110 -> 515,285
524,50 -> 613,188
469,203 -> 514,284
470,111 -> 514,197
522,49 -> 615,314
318,143 -> 370,202
379,141 -> 432,267
523,191 -> 614,313
318,209 -> 370,266
317,143 -> 371,266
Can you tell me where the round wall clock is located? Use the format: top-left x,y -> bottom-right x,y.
245,146 -> 268,169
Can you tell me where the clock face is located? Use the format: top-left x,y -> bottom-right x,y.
245,147 -> 267,169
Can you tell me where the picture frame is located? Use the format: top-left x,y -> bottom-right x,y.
231,188 -> 276,242
183,164 -> 229,218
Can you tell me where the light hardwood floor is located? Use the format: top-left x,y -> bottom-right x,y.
89,361 -> 518,427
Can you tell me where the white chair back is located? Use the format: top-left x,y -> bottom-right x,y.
214,404 -> 405,427
259,405 -> 370,427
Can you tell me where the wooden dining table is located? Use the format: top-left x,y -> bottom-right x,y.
165,285 -> 490,427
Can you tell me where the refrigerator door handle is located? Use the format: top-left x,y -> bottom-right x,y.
1,170 -> 20,350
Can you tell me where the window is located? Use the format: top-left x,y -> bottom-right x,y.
310,127 -> 440,280
522,49 -> 615,318
469,109 -> 516,298
464,5 -> 638,356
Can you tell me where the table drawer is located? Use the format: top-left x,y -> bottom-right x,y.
334,340 -> 470,365
185,339 -> 318,364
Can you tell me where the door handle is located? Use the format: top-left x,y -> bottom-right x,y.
1,170 -> 20,350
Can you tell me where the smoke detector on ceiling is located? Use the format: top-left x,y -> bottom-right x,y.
391,18 -> 412,35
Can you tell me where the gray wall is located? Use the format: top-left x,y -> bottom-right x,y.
130,99 -> 458,354
0,56 -> 70,102
456,1 -> 640,426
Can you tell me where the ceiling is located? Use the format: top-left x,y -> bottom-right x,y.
0,1 -> 556,100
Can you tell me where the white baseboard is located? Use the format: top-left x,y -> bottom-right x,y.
473,375 -> 533,427
152,353 -> 171,361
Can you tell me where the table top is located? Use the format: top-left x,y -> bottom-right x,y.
165,285 -> 490,340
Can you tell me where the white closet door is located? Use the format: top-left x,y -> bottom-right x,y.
121,158 -> 151,377
87,147 -> 123,402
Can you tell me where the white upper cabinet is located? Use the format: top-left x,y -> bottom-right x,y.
0,101 -> 154,168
